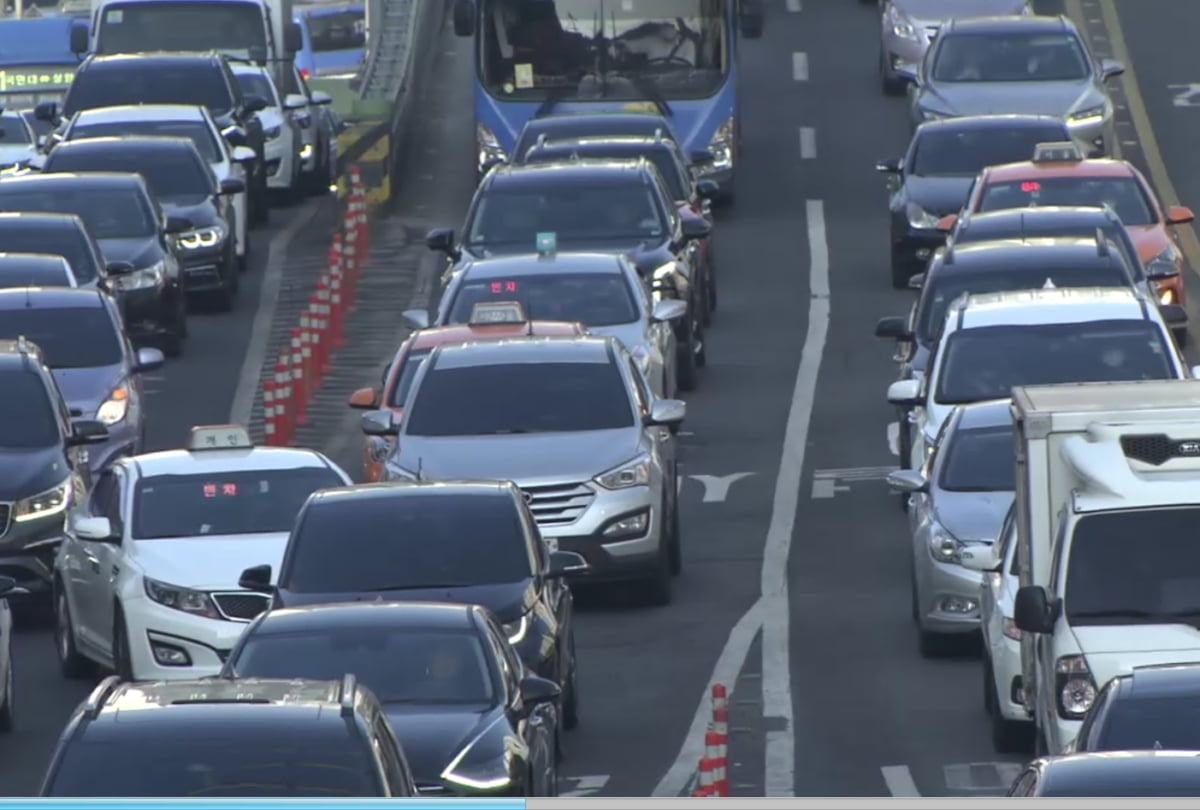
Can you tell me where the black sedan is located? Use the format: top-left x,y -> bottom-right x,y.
1067,663 -> 1200,753
877,114 -> 1073,288
1009,752 -> 1200,796
220,601 -> 561,796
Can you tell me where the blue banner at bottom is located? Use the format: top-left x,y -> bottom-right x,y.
4,802 -> 527,809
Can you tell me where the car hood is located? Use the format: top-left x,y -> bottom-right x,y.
97,236 -> 162,268
161,198 -> 220,228
397,429 -> 642,482
934,490 -> 1013,542
1125,224 -> 1172,263
383,705 -> 499,785
51,365 -> 123,417
922,80 -> 1096,118
895,0 -> 1027,20
904,175 -> 976,217
1073,625 -> 1200,687
134,532 -> 291,590
0,445 -> 70,498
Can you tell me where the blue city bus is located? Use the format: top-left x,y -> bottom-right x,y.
0,16 -> 86,119
450,0 -> 763,200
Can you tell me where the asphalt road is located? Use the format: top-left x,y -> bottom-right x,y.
5,0 -> 1200,799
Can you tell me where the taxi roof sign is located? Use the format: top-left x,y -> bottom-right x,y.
1032,141 -> 1084,163
470,301 -> 528,325
536,232 -> 557,255
188,424 -> 253,451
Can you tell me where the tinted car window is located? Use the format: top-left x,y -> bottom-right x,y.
70,119 -> 220,163
308,10 -> 366,51
232,628 -> 495,704
64,64 -> 234,118
467,183 -> 667,245
0,261 -> 73,288
388,348 -> 429,408
525,148 -> 687,200
0,112 -> 31,145
1096,697 -> 1200,750
0,305 -> 121,368
404,361 -> 635,435
95,1 -> 267,62
952,221 -> 1147,281
911,125 -> 1070,176
0,370 -> 58,448
0,188 -> 154,239
132,467 -> 346,539
45,148 -> 214,202
284,493 -> 534,592
0,224 -> 100,283
979,177 -> 1155,226
447,274 -> 638,327
234,72 -> 277,105
938,425 -> 1016,491
931,32 -> 1089,82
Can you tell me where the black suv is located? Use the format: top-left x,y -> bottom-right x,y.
43,136 -> 242,310
238,480 -> 587,729
37,52 -> 270,226
425,159 -> 711,390
0,339 -> 108,595
40,674 -> 417,796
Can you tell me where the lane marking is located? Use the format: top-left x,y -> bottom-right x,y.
944,761 -> 1024,792
881,765 -> 921,797
799,126 -> 816,159
812,466 -> 894,480
785,0 -> 800,12
792,52 -> 808,82
688,472 -> 755,503
229,200 -> 320,426
811,479 -> 849,499
559,774 -> 610,797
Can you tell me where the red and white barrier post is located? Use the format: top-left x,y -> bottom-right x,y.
693,756 -> 716,797
262,377 -> 278,446
274,355 -> 292,445
290,327 -> 307,426
329,245 -> 345,349
315,275 -> 332,376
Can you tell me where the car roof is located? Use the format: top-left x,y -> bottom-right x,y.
253,601 -> 479,634
954,399 -> 1015,431
85,52 -> 222,68
431,335 -> 616,369
307,480 -> 514,506
0,253 -> 72,268
128,445 -> 340,478
486,160 -> 653,189
461,252 -> 624,278
410,321 -> 585,350
1117,663 -> 1200,698
0,286 -> 103,309
1038,751 -> 1200,794
0,212 -> 87,229
938,237 -> 1117,269
915,114 -> 1070,134
955,287 -> 1148,327
0,171 -> 143,189
74,104 -> 208,122
984,158 -> 1136,182
51,135 -> 198,155
958,206 -> 1119,232
945,14 -> 1071,35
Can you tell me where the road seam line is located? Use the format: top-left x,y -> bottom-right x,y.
792,52 -> 808,82
799,127 -> 816,159
786,0 -> 801,11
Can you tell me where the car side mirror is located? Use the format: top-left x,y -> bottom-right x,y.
1160,303 -> 1188,325
223,126 -> 248,148
1014,585 -> 1058,634
283,93 -> 308,111
885,469 -> 927,494
887,378 -> 922,407
244,94 -> 270,114
348,386 -> 380,409
738,0 -> 763,39
546,550 -> 588,578
69,24 -> 88,55
34,100 -> 58,123
452,0 -> 475,36
164,215 -> 192,234
284,20 -> 303,53
651,298 -> 687,322
1100,58 -> 1125,80
907,272 -> 925,290
238,564 -> 273,593
74,515 -> 116,543
690,149 -> 715,167
518,674 -> 561,707
1167,205 -> 1195,225
133,347 -> 165,373
220,177 -> 246,195
936,214 -> 958,233
960,544 -> 1001,573
645,398 -> 686,428
402,308 -> 429,330
361,409 -> 398,436
231,145 -> 257,164
0,575 -> 13,597
874,316 -> 912,341
105,260 -> 134,276
425,227 -> 460,259
67,418 -> 109,446
680,214 -> 711,241
310,91 -> 333,106
696,179 -> 719,200
874,158 -> 902,174
1191,365 -> 1200,380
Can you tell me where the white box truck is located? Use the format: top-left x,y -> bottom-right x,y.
1006,379 -> 1200,754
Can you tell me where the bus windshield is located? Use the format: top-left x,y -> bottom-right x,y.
96,1 -> 269,62
480,0 -> 729,101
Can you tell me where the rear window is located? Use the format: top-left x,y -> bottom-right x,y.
466,183 -> 667,246
64,64 -> 233,118
446,273 -> 638,327
282,493 -> 534,592
0,223 -> 99,283
0,304 -> 121,368
45,146 -> 214,202
0,259 -> 74,288
1097,696 -> 1200,751
0,370 -> 58,449
307,10 -> 365,52
387,348 -> 429,408
525,147 -> 687,200
69,119 -> 220,163
0,187 -> 155,239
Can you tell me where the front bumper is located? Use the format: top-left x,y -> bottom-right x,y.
993,634 -> 1028,723
82,425 -> 139,475
538,484 -> 663,585
124,594 -> 251,680
118,284 -> 180,341
265,137 -> 296,189
891,223 -> 943,275
914,555 -> 982,633
178,244 -> 232,293
0,509 -> 67,591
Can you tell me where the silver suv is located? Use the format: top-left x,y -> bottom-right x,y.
362,335 -> 686,605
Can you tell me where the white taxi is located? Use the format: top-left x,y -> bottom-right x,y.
52,424 -> 352,682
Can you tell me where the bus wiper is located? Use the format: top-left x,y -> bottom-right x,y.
535,84 -> 574,118
625,71 -> 672,117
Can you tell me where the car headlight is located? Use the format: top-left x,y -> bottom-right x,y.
476,123 -> 506,173
1069,104 -> 1106,123
113,260 -> 165,291
97,382 -> 130,425
929,530 -> 962,564
441,738 -> 512,793
503,614 -> 528,644
630,345 -> 652,375
706,117 -> 734,171
1055,654 -> 1097,720
366,436 -> 393,464
885,4 -> 920,40
177,224 -> 227,250
595,453 -> 651,490
1148,244 -> 1180,278
264,124 -> 282,140
14,478 -> 71,522
143,576 -> 221,619
906,201 -> 940,230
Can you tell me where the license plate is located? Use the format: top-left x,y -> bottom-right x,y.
544,538 -> 558,552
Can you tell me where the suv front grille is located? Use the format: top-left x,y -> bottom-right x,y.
520,482 -> 594,527
0,503 -> 11,538
212,592 -> 270,621
1119,434 -> 1200,466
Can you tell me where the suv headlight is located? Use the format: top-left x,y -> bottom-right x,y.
1147,244 -> 1180,280
706,117 -> 734,171
97,382 -> 130,425
14,478 -> 71,522
929,531 -> 962,564
595,453 -> 651,490
113,260 -> 165,291
476,123 -> 505,173
1069,104 -> 1106,123
1055,654 -> 1097,719
906,201 -> 939,229
177,224 -> 227,250
503,614 -> 528,644
441,738 -> 512,793
143,576 -> 220,619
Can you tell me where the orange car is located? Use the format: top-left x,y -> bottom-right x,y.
942,143 -> 1194,313
347,306 -> 586,481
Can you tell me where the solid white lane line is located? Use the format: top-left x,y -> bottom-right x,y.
786,0 -> 801,11
792,52 -> 808,82
761,199 -> 830,796
882,766 -> 922,797
799,127 -> 816,159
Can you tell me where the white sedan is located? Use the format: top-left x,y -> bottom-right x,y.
230,63 -> 307,201
52,425 -> 353,682
0,110 -> 37,169
59,104 -> 256,272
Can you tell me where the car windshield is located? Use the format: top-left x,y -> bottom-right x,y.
0,260 -> 73,288
387,348 -> 430,408
46,148 -> 213,202
0,112 -> 30,145
283,493 -> 534,592
0,187 -> 154,239
448,274 -> 638,327
308,10 -> 366,51
131,467 -> 346,539
234,72 -> 278,106
936,321 -> 1175,404
63,64 -> 234,118
0,306 -> 120,368
231,628 -> 495,704
937,424 -> 1015,492
0,370 -> 57,448
953,220 -> 1146,281
526,147 -> 687,200
70,119 -> 221,163
1065,506 -> 1200,626
978,177 -> 1155,226
44,738 -> 381,797
94,2 -> 268,63
0,225 -> 99,283
915,263 -> 1133,343
931,32 -> 1090,82
479,0 -> 729,101
1096,696 -> 1200,751
405,360 -> 635,435
910,125 -> 1070,176
466,184 -> 667,245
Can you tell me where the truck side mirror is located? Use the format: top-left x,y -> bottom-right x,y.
69,25 -> 88,55
1013,586 -> 1058,635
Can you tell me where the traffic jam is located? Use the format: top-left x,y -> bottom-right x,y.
1,0 -> 1200,798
